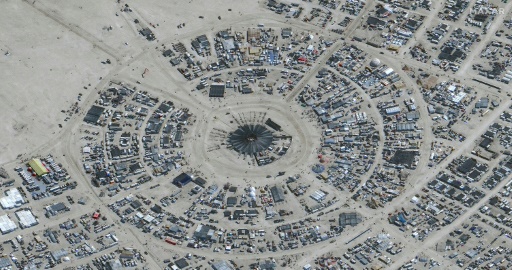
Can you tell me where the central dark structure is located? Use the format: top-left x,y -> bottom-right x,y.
228,124 -> 274,155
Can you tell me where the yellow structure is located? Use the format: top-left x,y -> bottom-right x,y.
28,159 -> 49,176
387,44 -> 400,52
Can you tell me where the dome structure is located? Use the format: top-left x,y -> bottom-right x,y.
370,58 -> 381,67
312,164 -> 325,173
228,124 -> 274,155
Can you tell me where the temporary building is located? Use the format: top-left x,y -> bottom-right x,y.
0,188 -> 25,209
28,159 -> 49,176
0,215 -> 17,234
270,186 -> 285,203
173,173 -> 193,187
16,210 -> 38,229
212,260 -> 235,270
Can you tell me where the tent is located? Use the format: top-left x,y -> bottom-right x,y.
312,164 -> 325,173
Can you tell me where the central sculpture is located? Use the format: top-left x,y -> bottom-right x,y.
228,124 -> 274,155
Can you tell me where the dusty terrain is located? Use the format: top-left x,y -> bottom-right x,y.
2,0 -> 512,269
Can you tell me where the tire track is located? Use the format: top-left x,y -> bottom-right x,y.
23,0 -> 123,63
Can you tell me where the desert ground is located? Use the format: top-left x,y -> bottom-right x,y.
2,0 -> 512,269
